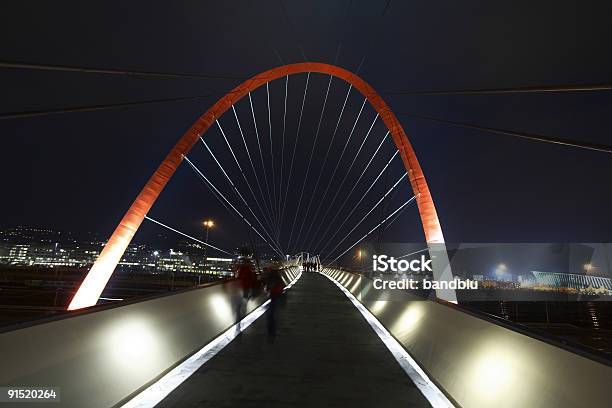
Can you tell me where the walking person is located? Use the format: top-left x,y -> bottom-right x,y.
234,253 -> 257,334
264,262 -> 285,340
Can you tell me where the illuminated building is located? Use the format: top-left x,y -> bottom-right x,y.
0,226 -> 236,276
532,271 -> 612,291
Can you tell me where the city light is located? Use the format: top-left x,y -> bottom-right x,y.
494,263 -> 508,279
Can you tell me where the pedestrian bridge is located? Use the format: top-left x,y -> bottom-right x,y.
1,267 -> 610,408
3,61 -> 611,408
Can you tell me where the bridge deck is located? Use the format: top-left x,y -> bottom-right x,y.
156,272 -> 430,408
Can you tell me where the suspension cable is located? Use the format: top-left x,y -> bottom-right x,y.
299,83 -> 353,249
398,248 -> 430,259
248,92 -> 277,229
280,73 -> 311,239
317,152 -> 400,254
180,150 -> 254,253
214,120 -> 277,234
399,113 -> 612,154
0,59 -> 248,80
322,173 -> 409,257
305,97 -> 368,248
290,75 -> 334,251
376,142 -> 393,247
383,190 -> 411,231
310,132 -> 391,251
0,93 -> 220,121
144,216 -> 233,255
384,83 -> 612,96
310,106 -> 376,246
277,0 -> 309,61
231,105 -> 276,229
325,197 -> 417,266
325,113 -> 379,206
277,75 -> 289,236
301,87 -> 358,246
266,82 -> 279,239
199,138 -> 284,253
183,155 -> 284,258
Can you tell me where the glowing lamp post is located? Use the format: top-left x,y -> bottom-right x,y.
358,249 -> 365,272
203,220 -> 214,275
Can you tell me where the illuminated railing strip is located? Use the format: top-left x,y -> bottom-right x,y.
320,270 -> 455,408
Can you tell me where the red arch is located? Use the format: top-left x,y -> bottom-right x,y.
68,62 -> 447,310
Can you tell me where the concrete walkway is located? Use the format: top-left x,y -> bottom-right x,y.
156,272 -> 431,408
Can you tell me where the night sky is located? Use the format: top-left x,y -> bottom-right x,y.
1,1 -> 612,258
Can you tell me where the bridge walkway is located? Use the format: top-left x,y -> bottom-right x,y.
155,272 -> 430,408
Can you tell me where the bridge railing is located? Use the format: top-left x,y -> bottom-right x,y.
322,268 -> 612,408
0,267 -> 300,408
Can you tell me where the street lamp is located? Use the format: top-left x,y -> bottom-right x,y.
494,263 -> 508,280
358,249 -> 365,271
203,220 -> 215,276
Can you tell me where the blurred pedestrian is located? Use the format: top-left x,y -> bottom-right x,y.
234,252 -> 257,334
265,261 -> 285,340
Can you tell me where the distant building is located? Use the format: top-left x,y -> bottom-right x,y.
5,243 -> 81,267
518,274 -> 536,285
154,249 -> 233,275
0,226 -> 236,276
532,271 -> 612,291
0,246 -> 8,263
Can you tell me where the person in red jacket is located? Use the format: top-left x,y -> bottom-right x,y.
237,259 -> 257,298
234,256 -> 257,334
